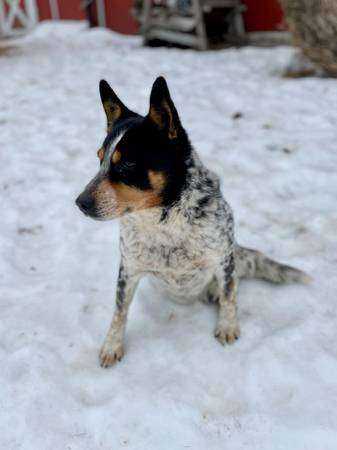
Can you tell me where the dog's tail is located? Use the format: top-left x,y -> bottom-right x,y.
235,245 -> 311,284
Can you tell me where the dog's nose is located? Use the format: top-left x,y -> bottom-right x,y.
76,193 -> 95,213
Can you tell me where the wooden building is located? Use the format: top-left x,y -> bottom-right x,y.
0,0 -> 284,37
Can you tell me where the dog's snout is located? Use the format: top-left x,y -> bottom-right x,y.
76,193 -> 95,214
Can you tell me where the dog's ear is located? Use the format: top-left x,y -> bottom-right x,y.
99,79 -> 132,131
148,76 -> 180,139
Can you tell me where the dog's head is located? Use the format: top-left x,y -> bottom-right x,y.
76,77 -> 190,221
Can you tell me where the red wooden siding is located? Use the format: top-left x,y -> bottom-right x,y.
36,0 -> 85,21
35,0 -> 285,34
36,0 -> 51,20
104,0 -> 138,34
243,0 -> 285,32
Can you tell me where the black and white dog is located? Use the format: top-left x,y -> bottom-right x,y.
76,77 -> 309,368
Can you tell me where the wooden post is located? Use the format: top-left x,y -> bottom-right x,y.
0,1 -> 6,36
141,0 -> 152,45
49,0 -> 60,20
96,0 -> 106,27
192,0 -> 208,50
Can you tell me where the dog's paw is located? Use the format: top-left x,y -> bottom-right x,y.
214,323 -> 240,346
99,342 -> 124,368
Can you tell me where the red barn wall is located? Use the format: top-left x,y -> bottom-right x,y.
36,0 -> 85,21
36,0 -> 51,20
243,0 -> 285,32
58,1 -> 85,20
104,0 -> 138,34
35,0 -> 285,34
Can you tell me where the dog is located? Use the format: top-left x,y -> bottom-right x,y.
76,77 -> 309,368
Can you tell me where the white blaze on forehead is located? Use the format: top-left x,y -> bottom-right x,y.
101,131 -> 126,172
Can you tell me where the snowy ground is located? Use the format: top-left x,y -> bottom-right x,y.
1,22 -> 337,450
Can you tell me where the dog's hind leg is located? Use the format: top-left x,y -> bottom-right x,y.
99,262 -> 140,368
235,245 -> 311,284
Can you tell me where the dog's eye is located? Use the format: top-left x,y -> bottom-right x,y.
97,148 -> 104,162
115,161 -> 136,174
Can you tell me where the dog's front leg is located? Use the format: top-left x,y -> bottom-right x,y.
99,262 -> 140,368
214,253 -> 241,345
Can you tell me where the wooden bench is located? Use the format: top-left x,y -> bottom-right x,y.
135,0 -> 246,50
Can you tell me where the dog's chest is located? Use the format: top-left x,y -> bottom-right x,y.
120,216 -> 216,298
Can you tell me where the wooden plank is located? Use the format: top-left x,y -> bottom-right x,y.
193,0 -> 208,50
147,16 -> 196,32
49,0 -> 60,20
96,0 -> 106,27
146,28 -> 201,48
202,0 -> 243,8
0,1 -> 6,35
141,0 -> 152,32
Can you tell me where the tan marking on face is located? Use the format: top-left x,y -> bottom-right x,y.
112,182 -> 163,210
148,170 -> 166,193
112,149 -> 121,164
94,175 -> 165,218
97,148 -> 104,162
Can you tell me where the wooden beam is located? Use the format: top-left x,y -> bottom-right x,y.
146,29 -> 201,48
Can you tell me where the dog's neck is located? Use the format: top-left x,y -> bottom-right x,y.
121,149 -> 220,230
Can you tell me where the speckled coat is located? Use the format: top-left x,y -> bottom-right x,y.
99,147 -> 308,368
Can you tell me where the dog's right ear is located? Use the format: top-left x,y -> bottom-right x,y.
148,76 -> 181,139
99,80 -> 132,131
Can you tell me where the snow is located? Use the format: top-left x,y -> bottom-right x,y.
1,21 -> 337,450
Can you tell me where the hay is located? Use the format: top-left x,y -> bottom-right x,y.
280,0 -> 337,77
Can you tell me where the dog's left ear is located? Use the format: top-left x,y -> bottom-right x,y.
99,79 -> 133,131
148,76 -> 180,139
